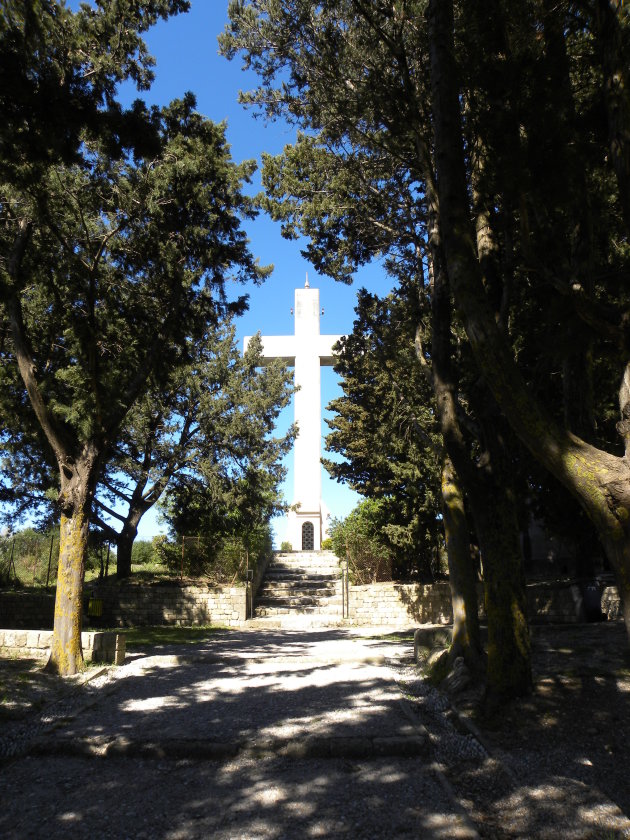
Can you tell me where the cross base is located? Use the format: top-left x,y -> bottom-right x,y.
287,502 -> 330,551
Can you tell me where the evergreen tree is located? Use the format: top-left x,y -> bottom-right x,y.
1,1 -> 269,674
93,328 -> 294,577
222,0 -> 630,666
324,288 -> 442,580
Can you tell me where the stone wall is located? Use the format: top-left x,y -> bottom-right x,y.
345,580 -> 622,626
0,629 -> 126,664
347,582 -> 456,626
84,581 -> 247,628
0,577 -> 621,631
0,582 -> 248,630
0,590 -> 56,629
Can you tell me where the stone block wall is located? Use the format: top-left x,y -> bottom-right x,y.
84,581 -> 247,627
345,580 -> 621,626
0,582 -> 248,630
526,581 -> 621,623
0,590 -> 55,629
0,629 -> 125,664
347,582 -> 457,626
0,577 -> 620,632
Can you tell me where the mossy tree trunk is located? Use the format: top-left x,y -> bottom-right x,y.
427,191 -> 529,694
49,510 -> 89,675
468,434 -> 532,703
424,208 -> 483,674
428,0 -> 630,644
47,447 -> 100,675
441,457 -> 483,670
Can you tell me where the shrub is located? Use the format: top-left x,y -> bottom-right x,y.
153,525 -> 274,582
131,540 -> 158,566
280,540 -> 292,552
328,499 -> 393,584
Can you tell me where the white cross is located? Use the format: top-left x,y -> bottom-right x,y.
244,279 -> 342,550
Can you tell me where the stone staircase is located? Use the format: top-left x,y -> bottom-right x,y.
252,550 -> 343,627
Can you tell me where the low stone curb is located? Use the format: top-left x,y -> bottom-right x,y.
30,732 -> 429,761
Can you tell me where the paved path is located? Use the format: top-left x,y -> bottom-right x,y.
0,628 -> 477,839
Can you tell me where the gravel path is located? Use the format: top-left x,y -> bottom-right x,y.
1,626 -> 629,839
0,629 -> 476,839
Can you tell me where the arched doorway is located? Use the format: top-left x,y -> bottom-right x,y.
301,521 -> 314,550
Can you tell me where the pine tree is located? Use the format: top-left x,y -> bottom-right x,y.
1,2 -> 269,674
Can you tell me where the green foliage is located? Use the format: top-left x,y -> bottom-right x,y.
0,0 -> 274,671
131,540 -> 157,567
328,499 -> 394,584
324,289 -> 443,579
153,524 -> 273,583
1,2 -> 270,525
93,321 -> 294,577
280,541 -> 293,552
157,331 -> 295,554
0,525 -> 110,587
222,0 -> 630,578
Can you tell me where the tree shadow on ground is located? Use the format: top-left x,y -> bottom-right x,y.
452,621 -> 630,837
0,628 -> 464,839
1,624 -> 629,839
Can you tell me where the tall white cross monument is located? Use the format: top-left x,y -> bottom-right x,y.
245,279 -> 342,551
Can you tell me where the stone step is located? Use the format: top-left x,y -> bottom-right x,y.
258,582 -> 339,595
263,571 -> 338,583
271,552 -> 340,568
258,589 -> 339,601
247,614 -> 349,629
254,605 -> 344,617
268,565 -> 340,575
257,594 -> 341,608
253,550 -> 343,620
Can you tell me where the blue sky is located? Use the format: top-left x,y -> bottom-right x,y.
115,3 -> 395,543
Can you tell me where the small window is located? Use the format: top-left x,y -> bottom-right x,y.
302,521 -> 314,550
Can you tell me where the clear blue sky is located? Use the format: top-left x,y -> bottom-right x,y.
115,3 -> 394,543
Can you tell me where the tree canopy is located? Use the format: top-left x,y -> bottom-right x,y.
222,0 -> 630,698
1,1 -> 270,673
324,288 -> 442,579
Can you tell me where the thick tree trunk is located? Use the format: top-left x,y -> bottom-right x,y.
48,510 -> 88,675
115,508 -> 146,579
441,457 -> 483,670
427,0 -> 630,645
47,449 -> 99,676
114,472 -> 168,578
427,181 -> 530,695
468,428 -> 532,703
115,527 -> 135,579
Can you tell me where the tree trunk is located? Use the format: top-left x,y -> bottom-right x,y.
426,173 -> 530,695
116,509 -> 146,579
475,498 -> 532,704
115,527 -> 135,579
48,510 -> 89,675
441,456 -> 483,670
427,0 -> 630,645
114,473 -> 168,578
468,423 -> 532,703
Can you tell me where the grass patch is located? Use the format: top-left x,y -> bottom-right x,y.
112,625 -> 228,649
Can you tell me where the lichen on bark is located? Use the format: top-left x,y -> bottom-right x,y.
48,511 -> 88,676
